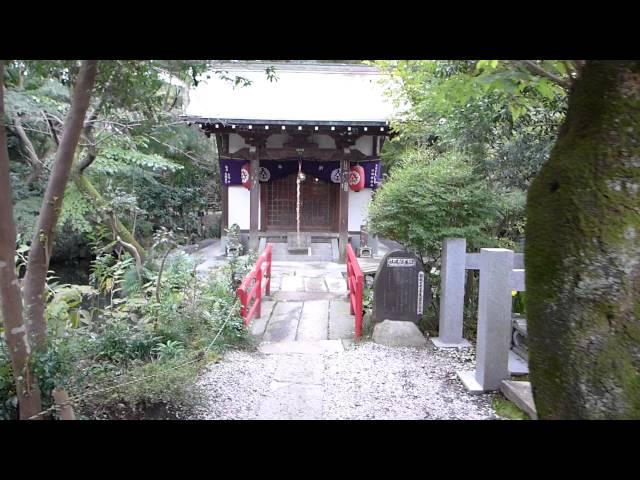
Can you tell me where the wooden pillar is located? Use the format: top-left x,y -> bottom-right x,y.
221,184 -> 228,235
339,148 -> 350,263
249,146 -> 260,251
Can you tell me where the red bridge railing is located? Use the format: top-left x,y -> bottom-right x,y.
346,244 -> 364,338
237,243 -> 273,326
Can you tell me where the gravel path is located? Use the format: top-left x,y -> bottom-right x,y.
322,342 -> 497,419
190,341 -> 500,420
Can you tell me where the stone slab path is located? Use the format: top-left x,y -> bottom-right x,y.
243,259 -> 358,419
251,260 -> 355,342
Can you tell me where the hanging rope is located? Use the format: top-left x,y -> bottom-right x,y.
296,157 -> 301,236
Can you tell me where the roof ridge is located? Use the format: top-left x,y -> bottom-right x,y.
209,62 -> 383,74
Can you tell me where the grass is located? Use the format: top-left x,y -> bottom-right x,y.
493,395 -> 530,420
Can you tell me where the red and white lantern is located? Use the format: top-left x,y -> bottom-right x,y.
241,162 -> 251,189
349,164 -> 365,192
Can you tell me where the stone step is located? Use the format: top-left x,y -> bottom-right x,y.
500,380 -> 538,419
273,291 -> 347,302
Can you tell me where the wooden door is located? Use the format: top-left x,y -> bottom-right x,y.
262,174 -> 338,231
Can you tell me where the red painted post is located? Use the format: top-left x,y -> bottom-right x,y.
346,244 -> 364,339
347,259 -> 354,315
265,244 -> 272,295
355,272 -> 364,338
236,243 -> 273,327
255,262 -> 263,319
237,287 -> 247,324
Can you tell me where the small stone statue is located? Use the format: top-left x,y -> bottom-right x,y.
359,223 -> 372,258
225,223 -> 243,257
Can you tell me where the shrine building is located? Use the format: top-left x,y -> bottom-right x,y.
184,61 -> 394,261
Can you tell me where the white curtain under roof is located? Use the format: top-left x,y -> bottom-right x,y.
185,63 -> 397,123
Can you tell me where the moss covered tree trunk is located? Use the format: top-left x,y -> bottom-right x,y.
525,61 -> 640,419
73,173 -> 146,259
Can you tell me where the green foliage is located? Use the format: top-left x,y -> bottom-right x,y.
58,184 -> 96,235
369,149 -> 501,257
0,342 -> 18,420
12,196 -> 41,241
90,253 -> 134,297
92,146 -> 183,175
90,319 -> 160,365
513,291 -> 527,315
44,279 -> 97,332
153,340 -> 186,361
162,251 -> 196,290
376,60 -> 567,192
492,395 -> 530,420
96,357 -> 201,412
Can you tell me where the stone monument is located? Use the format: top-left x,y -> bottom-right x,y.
372,250 -> 432,324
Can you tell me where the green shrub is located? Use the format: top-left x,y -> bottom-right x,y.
1,250 -> 249,420
90,319 -> 160,365
369,148 -> 501,259
369,148 -> 504,337
0,342 -> 18,420
119,357 -> 201,405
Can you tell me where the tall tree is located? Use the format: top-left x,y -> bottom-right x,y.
22,61 -> 98,353
0,61 -> 43,418
526,61 -> 640,419
0,60 -> 98,418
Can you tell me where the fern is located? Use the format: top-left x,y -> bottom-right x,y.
92,146 -> 183,175
58,184 -> 96,234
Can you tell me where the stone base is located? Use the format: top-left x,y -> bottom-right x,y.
287,232 -> 311,254
372,320 -> 427,347
457,370 -> 487,395
500,380 -> 538,419
431,337 -> 472,349
509,350 -> 529,376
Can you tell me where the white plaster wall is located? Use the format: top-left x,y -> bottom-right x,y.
266,134 -> 288,148
348,188 -> 373,231
229,133 -> 249,153
312,134 -> 336,149
228,186 -> 261,230
354,135 -> 373,156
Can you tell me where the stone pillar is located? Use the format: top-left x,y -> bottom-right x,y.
431,238 -> 471,348
458,248 -> 514,393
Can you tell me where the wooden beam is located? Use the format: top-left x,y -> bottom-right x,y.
338,148 -> 350,263
249,146 -> 260,251
220,146 -> 377,162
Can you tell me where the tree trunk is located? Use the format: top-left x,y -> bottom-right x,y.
22,60 -> 98,351
525,61 -> 640,419
0,61 -> 43,419
12,115 -> 43,186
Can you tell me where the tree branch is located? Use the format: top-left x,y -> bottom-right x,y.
107,210 -> 143,283
518,60 -> 571,89
76,110 -> 100,174
117,235 -> 143,283
12,115 -> 44,185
